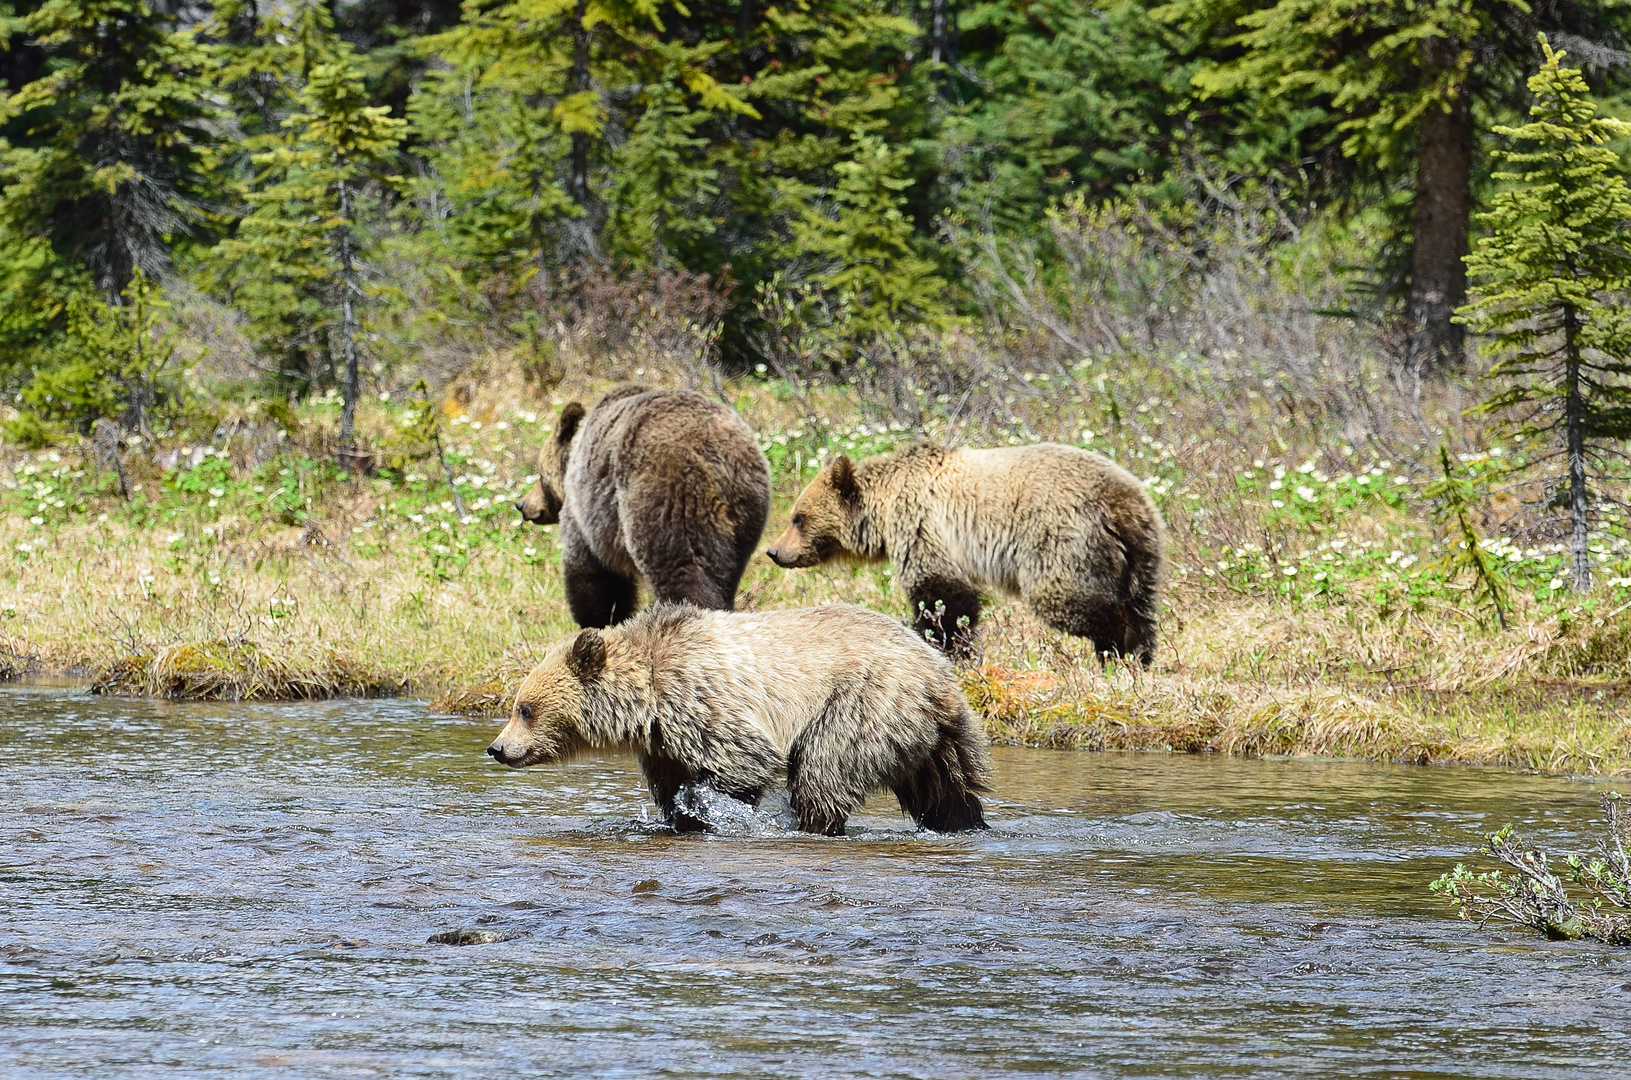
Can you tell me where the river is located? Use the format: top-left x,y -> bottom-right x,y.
2,686 -> 1626,1077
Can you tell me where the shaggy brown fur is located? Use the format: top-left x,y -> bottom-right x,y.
767,443 -> 1166,662
486,603 -> 992,834
517,386 -> 770,626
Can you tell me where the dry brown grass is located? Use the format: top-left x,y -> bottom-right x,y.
14,204 -> 1631,770
963,600 -> 1631,776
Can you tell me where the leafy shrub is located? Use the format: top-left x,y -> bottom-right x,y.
1432,793 -> 1631,945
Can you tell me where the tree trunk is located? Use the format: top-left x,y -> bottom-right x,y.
928,0 -> 951,64
1406,90 -> 1472,374
1564,309 -> 1591,592
562,0 -> 600,258
568,0 -> 591,209
337,175 -> 361,458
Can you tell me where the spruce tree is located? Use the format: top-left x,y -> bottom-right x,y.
947,0 -> 1184,230
208,43 -> 404,460
1457,38 -> 1631,593
415,0 -> 750,275
408,0 -> 942,358
1,2 -> 46,87
1170,0 -> 1629,372
0,222 -> 82,374
732,2 -> 946,347
19,268 -> 178,439
406,68 -> 573,279
206,0 -> 337,142
0,0 -> 216,299
788,131 -> 947,340
606,42 -> 726,270
199,0 -> 341,382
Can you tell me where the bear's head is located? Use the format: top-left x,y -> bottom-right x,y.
766,455 -> 860,568
486,629 -> 608,768
515,401 -> 586,525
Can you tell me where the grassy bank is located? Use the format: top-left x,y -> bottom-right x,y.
2,352 -> 1630,777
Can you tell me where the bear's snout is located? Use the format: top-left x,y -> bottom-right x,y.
516,481 -> 563,526
516,492 -> 545,524
766,530 -> 821,568
766,545 -> 803,568
487,741 -> 520,766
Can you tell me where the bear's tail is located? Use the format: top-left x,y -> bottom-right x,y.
895,691 -> 993,832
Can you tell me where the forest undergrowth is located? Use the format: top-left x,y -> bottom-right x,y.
9,201 -> 1631,776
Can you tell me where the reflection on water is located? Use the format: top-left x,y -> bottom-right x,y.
2,686 -> 1627,1078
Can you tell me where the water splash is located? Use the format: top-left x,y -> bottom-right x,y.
671,782 -> 796,836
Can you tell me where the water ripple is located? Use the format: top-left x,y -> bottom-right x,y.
0,685 -> 1626,1078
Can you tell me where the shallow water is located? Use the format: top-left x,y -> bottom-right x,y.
2,686 -> 1627,1078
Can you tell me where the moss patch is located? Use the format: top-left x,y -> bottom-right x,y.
92,639 -> 402,701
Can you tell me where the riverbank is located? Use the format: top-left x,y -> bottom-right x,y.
3,365 -> 1630,776
967,605 -> 1631,776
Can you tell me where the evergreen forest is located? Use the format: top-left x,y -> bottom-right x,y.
4,0 -> 1630,432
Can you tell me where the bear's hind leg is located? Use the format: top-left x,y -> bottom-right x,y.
785,745 -> 852,836
907,576 -> 983,658
1123,605 -> 1157,667
1028,586 -> 1140,664
895,764 -> 987,832
893,691 -> 991,832
623,490 -> 736,610
785,687 -> 888,836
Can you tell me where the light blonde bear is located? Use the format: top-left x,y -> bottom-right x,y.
487,603 -> 992,834
767,443 -> 1165,662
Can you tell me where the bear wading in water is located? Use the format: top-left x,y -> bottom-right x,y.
766,443 -> 1166,662
516,385 -> 770,626
485,603 -> 993,835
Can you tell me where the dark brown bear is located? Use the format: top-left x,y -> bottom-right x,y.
516,385 -> 770,626
765,443 -> 1165,662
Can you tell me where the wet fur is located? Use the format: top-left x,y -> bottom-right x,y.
488,603 -> 993,835
518,385 -> 770,626
768,443 -> 1166,663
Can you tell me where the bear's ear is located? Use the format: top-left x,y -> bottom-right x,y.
828,455 -> 860,504
566,628 -> 606,682
555,402 -> 586,446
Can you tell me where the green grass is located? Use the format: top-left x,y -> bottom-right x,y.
0,369 -> 1628,774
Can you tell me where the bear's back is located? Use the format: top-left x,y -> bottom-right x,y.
918,443 -> 1159,589
564,388 -> 768,543
608,389 -> 762,488
630,603 -> 953,752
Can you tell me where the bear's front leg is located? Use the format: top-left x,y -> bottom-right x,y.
562,527 -> 639,628
639,750 -> 709,831
906,575 -> 983,658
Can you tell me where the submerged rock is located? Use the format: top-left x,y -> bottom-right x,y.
427,928 -> 526,946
